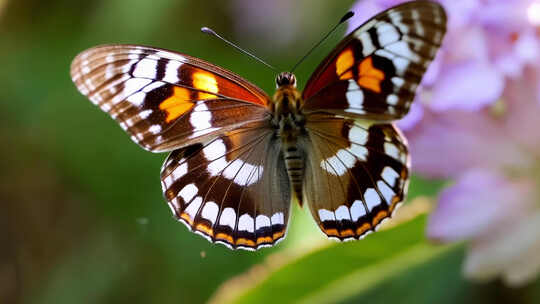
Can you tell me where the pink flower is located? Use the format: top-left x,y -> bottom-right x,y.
409,30 -> 540,288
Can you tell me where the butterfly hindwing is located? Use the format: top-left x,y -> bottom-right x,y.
71,45 -> 271,152
303,114 -> 409,239
160,121 -> 291,250
302,1 -> 446,120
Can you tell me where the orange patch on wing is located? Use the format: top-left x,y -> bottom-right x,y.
336,48 -> 355,79
256,236 -> 273,245
272,230 -> 285,240
320,225 -> 340,237
358,57 -> 385,93
196,224 -> 214,236
215,233 -> 234,244
193,71 -> 219,99
180,212 -> 194,225
159,86 -> 193,123
236,238 -> 256,247
372,210 -> 389,226
341,70 -> 354,80
356,223 -> 372,236
340,229 -> 355,238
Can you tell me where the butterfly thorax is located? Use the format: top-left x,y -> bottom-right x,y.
271,72 -> 306,204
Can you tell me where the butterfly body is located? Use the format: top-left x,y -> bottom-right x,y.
271,72 -> 306,203
71,1 -> 447,250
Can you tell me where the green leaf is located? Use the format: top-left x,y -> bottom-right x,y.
210,216 -> 458,304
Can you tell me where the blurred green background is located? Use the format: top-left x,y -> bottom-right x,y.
2,0 -> 540,303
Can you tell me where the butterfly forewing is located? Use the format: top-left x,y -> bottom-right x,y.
160,121 -> 291,250
70,45 -> 271,152
302,1 -> 446,121
303,114 -> 409,239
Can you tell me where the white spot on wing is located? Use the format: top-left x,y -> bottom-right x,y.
391,77 -> 405,87
384,143 -> 401,160
163,60 -> 182,83
358,32 -> 376,56
320,149 -> 350,176
255,215 -> 271,230
120,78 -> 152,103
219,208 -> 236,228
318,209 -> 335,222
140,109 -> 152,119
387,94 -> 399,105
346,80 -> 364,107
377,180 -> 396,205
364,188 -> 381,211
348,126 -> 368,145
335,205 -> 351,221
204,139 -> 263,184
143,81 -> 166,93
184,196 -> 202,219
149,125 -> 162,134
377,22 -> 400,46
172,162 -> 188,180
204,139 -> 226,160
348,144 -> 368,161
222,159 -> 263,186
350,200 -> 366,221
179,183 -> 198,203
132,58 -> 158,78
238,214 -> 254,232
163,161 -> 187,189
393,57 -> 410,75
382,166 -> 400,186
190,103 -> 212,132
201,201 -> 219,223
271,212 -> 284,225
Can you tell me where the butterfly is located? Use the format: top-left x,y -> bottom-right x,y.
70,1 -> 446,250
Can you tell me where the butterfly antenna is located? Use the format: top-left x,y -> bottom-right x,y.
201,27 -> 278,72
290,11 -> 354,73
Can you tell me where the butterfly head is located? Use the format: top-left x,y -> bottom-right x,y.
276,72 -> 297,88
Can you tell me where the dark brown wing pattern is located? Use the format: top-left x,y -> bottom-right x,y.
302,1 -> 446,121
71,45 -> 271,152
303,114 -> 410,239
160,121 -> 291,250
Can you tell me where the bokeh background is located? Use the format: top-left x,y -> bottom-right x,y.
2,0 -> 540,303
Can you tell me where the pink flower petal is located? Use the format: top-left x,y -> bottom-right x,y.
444,26 -> 488,62
476,1 -> 531,32
427,170 -> 533,242
397,100 -> 424,131
464,211 -> 540,286
421,51 -> 443,86
503,67 -> 540,153
438,0 -> 480,30
495,51 -> 524,78
405,109 -> 528,178
429,61 -> 504,111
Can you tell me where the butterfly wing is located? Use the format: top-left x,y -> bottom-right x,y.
302,1 -> 446,120
160,121 -> 291,250
70,45 -> 271,152
303,114 -> 409,239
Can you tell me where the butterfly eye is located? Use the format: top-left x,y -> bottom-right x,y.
276,72 -> 297,88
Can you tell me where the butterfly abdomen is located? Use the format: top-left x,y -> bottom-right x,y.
282,139 -> 304,205
272,81 -> 306,205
